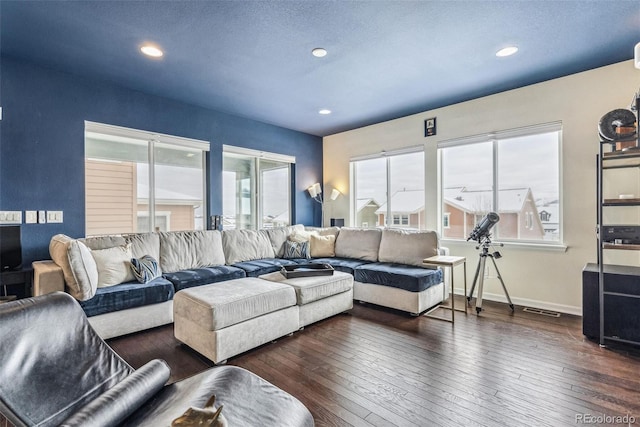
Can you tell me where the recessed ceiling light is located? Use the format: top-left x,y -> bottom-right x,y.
496,46 -> 518,57
140,44 -> 164,58
312,48 -> 327,58
318,109 -> 332,115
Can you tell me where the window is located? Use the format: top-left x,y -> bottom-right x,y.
443,213 -> 451,229
351,148 -> 425,229
85,122 -> 208,236
439,123 -> 561,243
223,146 -> 293,230
525,212 -> 533,230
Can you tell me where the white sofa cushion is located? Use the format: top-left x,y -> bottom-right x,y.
222,229 -> 275,264
49,234 -> 98,301
91,245 -> 136,287
305,226 -> 340,237
260,270 -> 353,305
262,224 -> 304,257
288,229 -> 318,243
80,235 -> 126,251
124,233 -> 160,260
159,230 -> 225,273
378,228 -> 439,267
334,228 -> 382,261
173,277 -> 296,330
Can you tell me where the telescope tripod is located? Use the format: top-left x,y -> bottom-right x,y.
467,238 -> 514,314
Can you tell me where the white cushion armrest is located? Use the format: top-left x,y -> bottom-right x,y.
438,246 -> 450,256
32,260 -> 66,296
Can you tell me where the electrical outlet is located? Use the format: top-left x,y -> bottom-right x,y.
38,210 -> 46,224
25,211 -> 37,224
47,211 -> 63,223
0,211 -> 22,224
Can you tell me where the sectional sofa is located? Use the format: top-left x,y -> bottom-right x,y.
33,225 -> 447,341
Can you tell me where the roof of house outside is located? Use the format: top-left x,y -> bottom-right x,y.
356,198 -> 380,213
375,190 -> 424,215
444,187 -> 532,214
374,187 -> 536,216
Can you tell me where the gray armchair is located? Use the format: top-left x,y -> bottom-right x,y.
0,292 -> 314,427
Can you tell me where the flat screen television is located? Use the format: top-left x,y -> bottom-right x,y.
0,225 -> 22,271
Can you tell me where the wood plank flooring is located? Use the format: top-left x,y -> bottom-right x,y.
106,297 -> 640,427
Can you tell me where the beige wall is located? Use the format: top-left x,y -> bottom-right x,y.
323,60 -> 640,314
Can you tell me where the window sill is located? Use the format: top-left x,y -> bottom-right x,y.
441,239 -> 568,253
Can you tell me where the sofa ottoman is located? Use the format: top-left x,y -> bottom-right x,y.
173,277 -> 299,364
260,270 -> 354,328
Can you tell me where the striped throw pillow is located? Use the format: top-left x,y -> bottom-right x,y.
283,240 -> 310,259
130,255 -> 162,283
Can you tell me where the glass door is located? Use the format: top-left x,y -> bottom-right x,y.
259,159 -> 291,228
223,153 -> 256,230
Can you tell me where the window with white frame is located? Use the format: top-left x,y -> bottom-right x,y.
438,122 -> 561,243
443,212 -> 451,229
222,146 -> 294,230
85,122 -> 208,236
351,148 -> 425,229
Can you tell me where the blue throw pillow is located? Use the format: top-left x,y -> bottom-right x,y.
283,240 -> 310,259
130,255 -> 162,283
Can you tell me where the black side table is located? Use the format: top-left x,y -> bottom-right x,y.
1,268 -> 33,300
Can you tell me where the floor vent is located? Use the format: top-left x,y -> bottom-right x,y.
523,307 -> 560,317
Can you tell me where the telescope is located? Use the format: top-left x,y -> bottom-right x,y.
467,212 -> 500,242
466,211 -> 514,314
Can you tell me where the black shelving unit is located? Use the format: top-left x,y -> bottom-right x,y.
596,95 -> 640,347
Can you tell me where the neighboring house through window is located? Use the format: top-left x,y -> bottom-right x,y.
438,122 -> 561,243
351,148 -> 425,229
84,122 -> 208,236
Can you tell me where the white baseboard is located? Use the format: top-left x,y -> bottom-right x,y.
453,288 -> 581,316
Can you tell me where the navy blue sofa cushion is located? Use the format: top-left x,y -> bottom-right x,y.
163,266 -> 246,291
308,257 -> 373,275
354,262 -> 443,293
80,277 -> 174,317
232,258 -> 299,277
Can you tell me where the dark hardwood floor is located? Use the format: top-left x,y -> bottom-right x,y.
106,297 -> 640,427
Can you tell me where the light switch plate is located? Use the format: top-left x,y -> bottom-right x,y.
38,210 -> 46,224
47,211 -> 63,223
0,211 -> 22,224
25,211 -> 37,224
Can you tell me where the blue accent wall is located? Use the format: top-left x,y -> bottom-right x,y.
0,57 -> 323,265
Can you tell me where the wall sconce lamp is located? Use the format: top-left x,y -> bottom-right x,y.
307,183 -> 323,203
308,184 -> 342,225
635,42 -> 640,69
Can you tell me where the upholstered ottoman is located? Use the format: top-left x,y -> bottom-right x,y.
173,277 -> 299,364
260,271 -> 354,328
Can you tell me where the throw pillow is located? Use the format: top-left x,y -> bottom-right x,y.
130,255 -> 162,284
310,234 -> 336,258
283,240 -> 310,259
67,240 -> 99,299
288,229 -> 318,243
91,244 -> 136,287
49,234 -> 89,301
